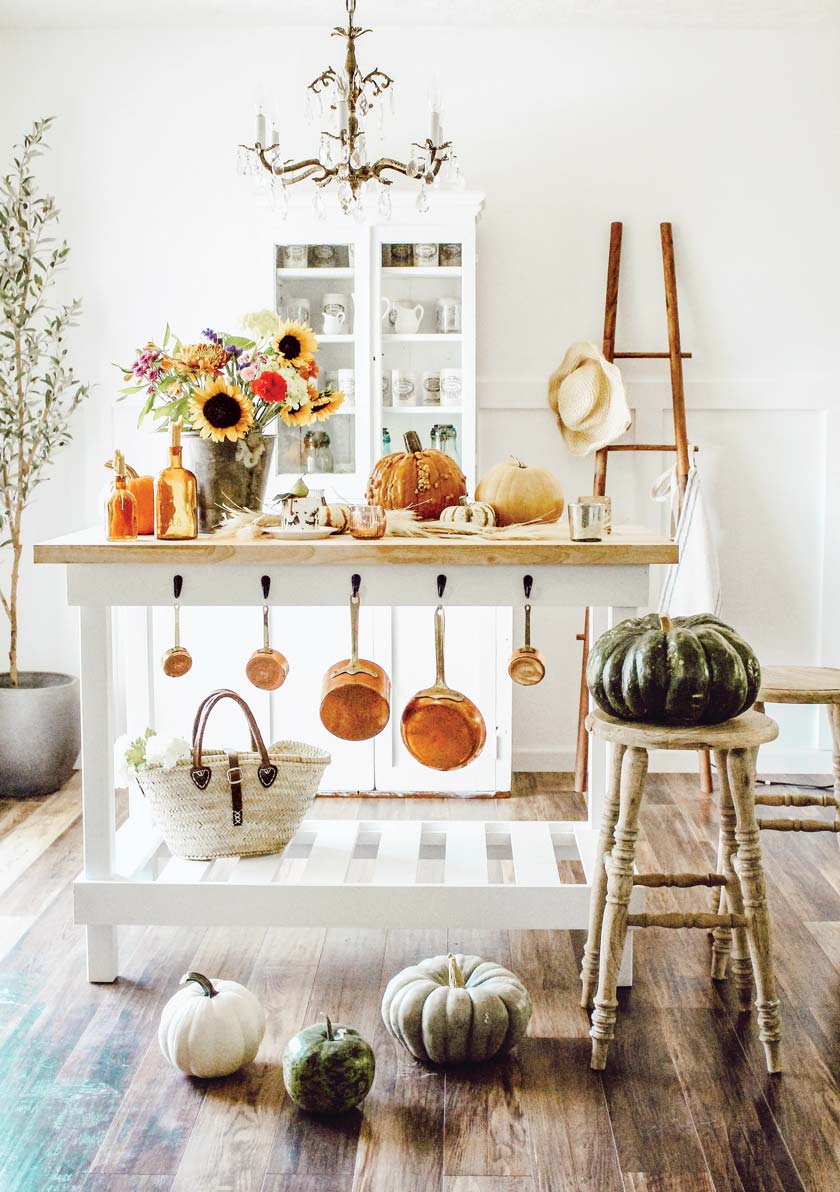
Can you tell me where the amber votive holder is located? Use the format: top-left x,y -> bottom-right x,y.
349,504 -> 387,539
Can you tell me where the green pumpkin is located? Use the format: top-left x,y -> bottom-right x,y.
587,613 -> 760,726
282,1016 -> 375,1114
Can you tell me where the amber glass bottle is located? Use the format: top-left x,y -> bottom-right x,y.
156,420 -> 197,540
106,450 -> 138,540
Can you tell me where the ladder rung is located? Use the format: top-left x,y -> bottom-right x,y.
633,872 -> 725,889
758,818 -> 840,833
613,351 -> 692,359
628,911 -> 748,930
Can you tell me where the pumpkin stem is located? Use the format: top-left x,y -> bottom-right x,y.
324,1014 -> 334,1041
180,971 -> 218,998
447,953 -> 466,988
404,431 -> 423,455
508,456 -> 526,468
658,614 -> 673,633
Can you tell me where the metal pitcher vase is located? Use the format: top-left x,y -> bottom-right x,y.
182,431 -> 275,533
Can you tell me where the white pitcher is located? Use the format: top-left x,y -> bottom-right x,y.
382,300 -> 424,334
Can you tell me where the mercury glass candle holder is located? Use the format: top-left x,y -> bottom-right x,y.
349,504 -> 386,539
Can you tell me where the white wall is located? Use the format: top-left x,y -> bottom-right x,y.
1,19 -> 838,770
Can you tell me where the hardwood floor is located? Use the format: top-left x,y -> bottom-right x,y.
1,771 -> 839,1191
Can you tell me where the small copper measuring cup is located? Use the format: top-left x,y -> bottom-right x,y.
161,574 -> 192,677
245,575 -> 289,692
508,575 -> 545,687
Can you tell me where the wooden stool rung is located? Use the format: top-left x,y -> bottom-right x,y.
632,871 -> 725,889
628,911 -> 748,930
755,792 -> 837,808
758,817 -> 840,833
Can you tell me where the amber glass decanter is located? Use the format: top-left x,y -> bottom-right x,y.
106,450 -> 138,540
156,420 -> 197,540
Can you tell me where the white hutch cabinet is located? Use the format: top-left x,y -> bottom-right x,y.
124,190 -> 513,796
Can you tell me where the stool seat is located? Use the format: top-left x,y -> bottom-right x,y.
586,708 -> 779,752
758,665 -> 840,704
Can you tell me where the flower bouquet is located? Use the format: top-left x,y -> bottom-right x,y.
118,312 -> 344,530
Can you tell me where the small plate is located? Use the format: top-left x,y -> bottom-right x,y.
263,525 -> 341,541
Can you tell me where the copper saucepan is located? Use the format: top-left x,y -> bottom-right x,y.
246,576 -> 289,692
508,603 -> 546,686
401,605 -> 486,771
320,579 -> 390,741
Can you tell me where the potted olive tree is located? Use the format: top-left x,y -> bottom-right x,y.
0,119 -> 89,796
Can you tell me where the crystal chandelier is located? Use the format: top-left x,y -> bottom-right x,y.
237,0 -> 459,220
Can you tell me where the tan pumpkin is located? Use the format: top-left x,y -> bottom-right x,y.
367,431 -> 466,521
439,497 -> 497,528
476,457 -> 565,526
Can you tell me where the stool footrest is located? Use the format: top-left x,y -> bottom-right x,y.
632,871 -> 726,889
758,818 -> 840,832
628,911 -> 748,930
755,792 -> 837,808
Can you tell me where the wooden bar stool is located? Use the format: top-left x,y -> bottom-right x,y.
755,666 -> 840,835
581,708 -> 782,1074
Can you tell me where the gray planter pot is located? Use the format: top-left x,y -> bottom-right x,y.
182,431 -> 275,533
0,672 -> 80,798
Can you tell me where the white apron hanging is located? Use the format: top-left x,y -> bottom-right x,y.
653,453 -> 721,618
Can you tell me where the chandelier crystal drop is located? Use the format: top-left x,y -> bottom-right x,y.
238,0 -> 455,220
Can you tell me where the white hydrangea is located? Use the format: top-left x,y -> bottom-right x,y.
281,366 -> 310,408
242,309 -> 281,340
145,734 -> 191,770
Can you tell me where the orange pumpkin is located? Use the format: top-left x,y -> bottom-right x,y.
476,457 -> 565,526
367,431 -> 467,520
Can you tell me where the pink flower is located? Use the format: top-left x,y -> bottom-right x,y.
240,364 -> 258,383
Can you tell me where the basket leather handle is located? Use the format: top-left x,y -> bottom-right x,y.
192,689 -> 260,754
191,689 -> 272,769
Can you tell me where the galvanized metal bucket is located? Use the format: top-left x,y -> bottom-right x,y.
182,431 -> 275,533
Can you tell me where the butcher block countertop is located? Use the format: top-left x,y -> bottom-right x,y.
34,524 -> 676,566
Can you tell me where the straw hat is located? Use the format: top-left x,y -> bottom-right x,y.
548,341 -> 631,456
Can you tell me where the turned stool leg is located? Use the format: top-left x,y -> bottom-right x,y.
829,705 -> 840,849
711,749 -> 754,1005
581,743 -> 627,1008
727,747 -> 782,1074
590,746 -> 648,1071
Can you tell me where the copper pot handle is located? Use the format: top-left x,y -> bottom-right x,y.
434,605 -> 447,687
524,603 -> 532,649
262,604 -> 271,650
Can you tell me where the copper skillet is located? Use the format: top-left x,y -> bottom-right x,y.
401,605 -> 486,771
320,575 -> 391,741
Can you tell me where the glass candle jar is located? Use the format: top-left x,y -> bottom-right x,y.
349,504 -> 387,539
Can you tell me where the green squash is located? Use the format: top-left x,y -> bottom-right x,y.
282,1016 -> 375,1114
587,613 -> 760,726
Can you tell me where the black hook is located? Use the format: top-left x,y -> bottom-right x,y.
261,575 -> 271,601
523,574 -> 533,600
351,573 -> 361,597
437,574 -> 447,599
173,575 -> 183,600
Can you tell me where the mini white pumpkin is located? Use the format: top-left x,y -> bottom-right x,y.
381,952 -> 532,1065
158,971 -> 266,1078
439,498 -> 497,528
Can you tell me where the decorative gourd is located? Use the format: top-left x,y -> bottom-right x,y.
317,502 -> 352,532
587,612 -> 761,726
475,457 -> 564,526
439,497 -> 497,528
282,1015 -> 376,1114
367,431 -> 467,520
381,952 -> 532,1065
158,971 -> 266,1078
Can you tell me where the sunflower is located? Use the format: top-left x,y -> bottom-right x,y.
310,389 -> 345,421
189,379 -> 254,442
273,321 -> 318,368
279,401 -> 315,427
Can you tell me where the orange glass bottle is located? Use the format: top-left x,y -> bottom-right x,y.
106,450 -> 138,540
156,419 -> 197,540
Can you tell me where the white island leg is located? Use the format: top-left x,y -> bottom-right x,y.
79,605 -> 118,982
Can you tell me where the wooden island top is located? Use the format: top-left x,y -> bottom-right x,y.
34,524 -> 676,567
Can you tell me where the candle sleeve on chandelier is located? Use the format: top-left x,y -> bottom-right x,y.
256,107 -> 266,146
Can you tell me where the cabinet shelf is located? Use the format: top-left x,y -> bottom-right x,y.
318,333 -> 355,344
384,405 -> 462,414
276,268 -> 354,279
381,267 -> 462,279
382,333 -> 463,343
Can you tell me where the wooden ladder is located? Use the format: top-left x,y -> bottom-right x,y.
574,221 -> 713,796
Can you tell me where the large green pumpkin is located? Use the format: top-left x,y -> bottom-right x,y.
587,613 -> 760,726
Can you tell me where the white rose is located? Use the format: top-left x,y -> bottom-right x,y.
145,734 -> 190,770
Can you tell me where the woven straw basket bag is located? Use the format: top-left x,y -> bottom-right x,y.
134,689 -> 330,860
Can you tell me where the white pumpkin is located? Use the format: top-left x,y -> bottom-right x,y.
439,498 -> 497,528
381,952 -> 532,1065
158,971 -> 266,1078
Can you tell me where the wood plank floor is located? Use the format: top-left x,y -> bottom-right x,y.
1,771 -> 839,1191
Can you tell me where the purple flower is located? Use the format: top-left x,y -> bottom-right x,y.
202,328 -> 221,343
225,343 -> 243,357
